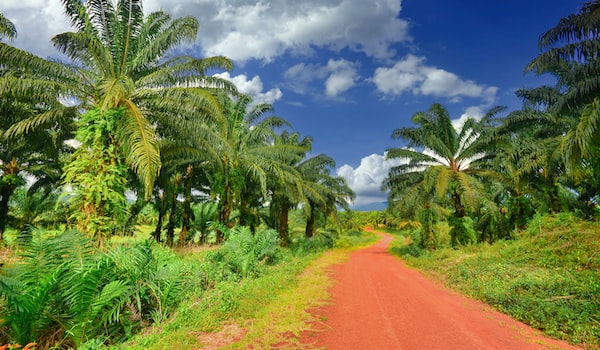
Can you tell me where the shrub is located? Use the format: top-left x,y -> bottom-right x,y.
448,216 -> 477,247
0,231 -> 192,349
205,226 -> 283,280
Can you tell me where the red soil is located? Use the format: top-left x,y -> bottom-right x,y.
300,231 -> 582,350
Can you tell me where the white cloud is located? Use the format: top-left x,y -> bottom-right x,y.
2,1 -> 70,58
337,153 -> 405,207
4,1 -> 410,63
214,72 -> 283,105
284,59 -> 358,98
324,59 -> 359,97
149,0 -> 410,63
372,54 -> 498,103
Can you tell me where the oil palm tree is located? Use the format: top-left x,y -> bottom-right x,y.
1,0 -> 234,196
526,0 -> 600,189
268,131 -> 312,244
300,155 -> 354,239
526,0 -> 600,113
201,94 -> 302,242
384,103 -> 502,245
1,0 -> 233,243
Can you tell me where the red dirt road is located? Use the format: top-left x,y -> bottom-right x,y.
301,232 -> 581,350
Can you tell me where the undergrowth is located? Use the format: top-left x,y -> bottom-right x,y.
390,213 -> 600,348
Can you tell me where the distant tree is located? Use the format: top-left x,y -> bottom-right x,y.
384,103 -> 502,246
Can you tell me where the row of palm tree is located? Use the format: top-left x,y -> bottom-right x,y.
384,0 -> 600,248
0,0 -> 353,246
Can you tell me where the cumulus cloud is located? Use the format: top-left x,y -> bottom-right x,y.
284,59 -> 358,98
214,72 -> 283,105
372,54 -> 498,103
2,1 -> 70,57
5,1 -> 410,63
337,153 -> 405,207
324,59 -> 359,97
148,0 -> 410,63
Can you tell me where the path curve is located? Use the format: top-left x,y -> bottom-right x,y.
300,231 -> 581,350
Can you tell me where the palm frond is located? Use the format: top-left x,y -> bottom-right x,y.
118,101 -> 160,198
0,12 -> 17,40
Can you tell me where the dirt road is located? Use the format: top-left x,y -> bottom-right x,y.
300,232 -> 581,350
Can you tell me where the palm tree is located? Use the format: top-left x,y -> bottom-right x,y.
5,0 -> 233,194
268,131 -> 312,244
526,1 -> 600,197
526,0 -> 600,113
202,94 -> 302,242
384,103 -> 501,246
0,29 -> 75,240
300,156 -> 354,239
1,0 -> 234,242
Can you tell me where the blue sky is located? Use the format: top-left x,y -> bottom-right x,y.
2,0 -> 579,207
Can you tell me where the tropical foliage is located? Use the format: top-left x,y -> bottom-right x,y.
384,1 -> 600,249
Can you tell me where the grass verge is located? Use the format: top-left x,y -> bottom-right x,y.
389,213 -> 600,348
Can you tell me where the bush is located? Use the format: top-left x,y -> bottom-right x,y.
0,231 -> 193,349
448,216 -> 477,247
205,226 -> 283,280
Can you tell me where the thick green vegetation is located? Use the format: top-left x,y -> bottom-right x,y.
389,213 -> 600,347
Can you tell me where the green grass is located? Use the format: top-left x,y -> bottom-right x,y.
389,213 -> 600,348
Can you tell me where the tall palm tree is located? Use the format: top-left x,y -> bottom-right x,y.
384,103 -> 501,245
1,0 -> 234,196
201,94 -> 302,242
0,12 -> 74,239
1,0 -> 234,243
299,155 -> 354,239
526,1 -> 600,188
268,131 -> 312,244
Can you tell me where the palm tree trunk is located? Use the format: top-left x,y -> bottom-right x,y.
0,185 -> 15,241
278,202 -> 290,247
153,193 -> 165,243
179,166 -> 193,246
452,190 -> 466,217
153,211 -> 163,242
217,183 -> 233,244
305,202 -> 317,238
0,158 -> 22,241
239,197 -> 248,227
166,190 -> 177,247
